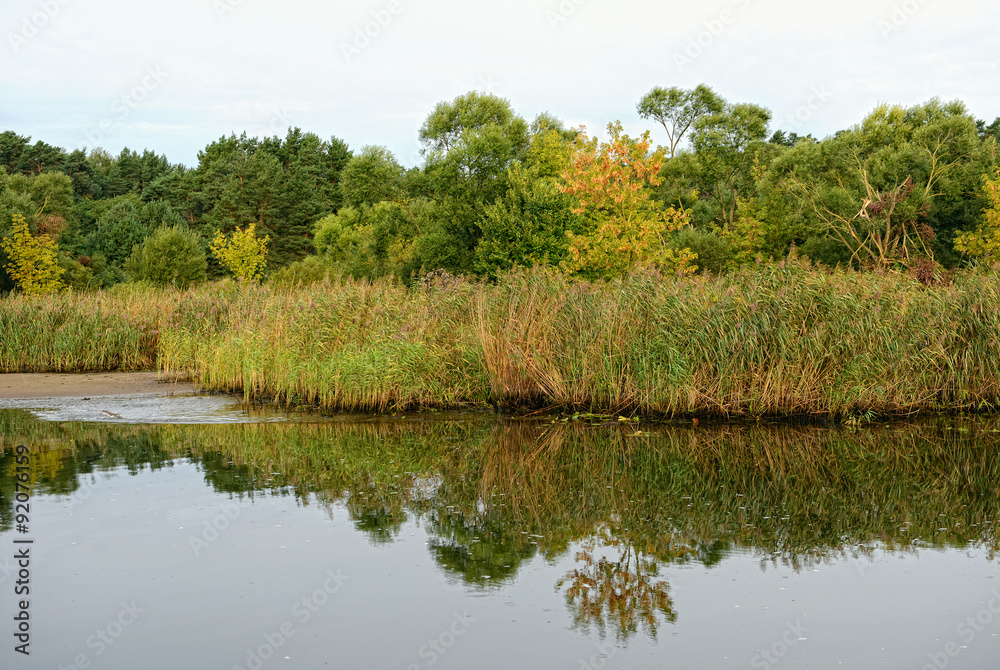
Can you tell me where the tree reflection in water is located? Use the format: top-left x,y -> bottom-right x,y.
558,527 -> 676,641
4,409 -> 1000,644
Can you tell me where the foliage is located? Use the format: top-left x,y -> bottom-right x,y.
193,129 -> 351,268
268,255 -> 332,288
56,252 -> 95,290
418,92 -> 532,273
718,177 -> 802,267
476,141 -> 583,277
0,88 -> 997,281
93,197 -> 154,267
954,170 -> 1000,264
124,225 -> 207,289
1,214 -> 64,294
780,99 -> 983,269
340,146 -> 407,209
561,122 -> 696,278
636,84 -> 724,158
690,101 -> 773,228
210,223 -> 269,282
313,201 -> 424,280
666,227 -> 732,274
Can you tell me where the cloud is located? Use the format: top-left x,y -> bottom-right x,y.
1,0 -> 997,166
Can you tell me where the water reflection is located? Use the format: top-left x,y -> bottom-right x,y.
3,410 -> 1000,642
558,529 -> 676,640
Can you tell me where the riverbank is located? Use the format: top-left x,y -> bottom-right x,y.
2,264 -> 1000,418
0,372 -> 194,399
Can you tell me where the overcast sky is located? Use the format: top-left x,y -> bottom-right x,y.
2,0 -> 998,168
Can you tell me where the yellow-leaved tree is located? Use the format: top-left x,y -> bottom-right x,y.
954,170 -> 1000,265
1,214 -> 64,294
560,122 -> 696,279
210,223 -> 270,282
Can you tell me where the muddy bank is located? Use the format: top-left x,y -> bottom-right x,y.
0,372 -> 195,399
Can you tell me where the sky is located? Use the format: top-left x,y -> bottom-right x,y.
1,0 -> 998,168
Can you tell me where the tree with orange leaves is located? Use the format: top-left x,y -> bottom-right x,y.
560,122 -> 696,279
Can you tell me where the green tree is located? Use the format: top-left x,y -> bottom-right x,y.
124,225 -> 207,288
476,163 -> 582,277
690,102 -> 773,228
475,122 -> 582,277
270,128 -> 351,264
418,92 -> 531,273
193,130 -> 351,270
0,169 -> 37,238
93,197 -> 153,267
313,200 -> 426,280
977,117 -> 1000,144
0,132 -> 30,174
340,146 -> 407,209
637,84 -> 725,158
29,171 -> 74,238
197,135 -> 282,243
18,140 -> 67,176
781,99 -> 983,268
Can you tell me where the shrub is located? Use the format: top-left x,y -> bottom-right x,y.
124,225 -> 207,289
668,227 -> 733,274
269,255 -> 332,288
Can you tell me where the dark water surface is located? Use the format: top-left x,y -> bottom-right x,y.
1,396 -> 999,669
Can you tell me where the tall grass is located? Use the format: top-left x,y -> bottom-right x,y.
156,275 -> 487,410
475,263 -> 1000,416
0,283 -> 175,372
3,264 -> 1000,417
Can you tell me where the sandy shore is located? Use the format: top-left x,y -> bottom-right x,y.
0,372 -> 196,399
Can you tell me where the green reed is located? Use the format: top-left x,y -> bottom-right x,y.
3,264 -> 1000,417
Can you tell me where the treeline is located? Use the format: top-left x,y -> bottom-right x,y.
0,129 -> 350,289
2,85 -> 999,292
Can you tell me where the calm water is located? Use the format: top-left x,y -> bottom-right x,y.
1,395 -> 999,669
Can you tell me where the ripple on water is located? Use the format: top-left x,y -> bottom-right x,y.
0,392 -> 286,424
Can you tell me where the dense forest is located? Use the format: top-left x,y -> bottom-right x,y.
2,84 -> 999,292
